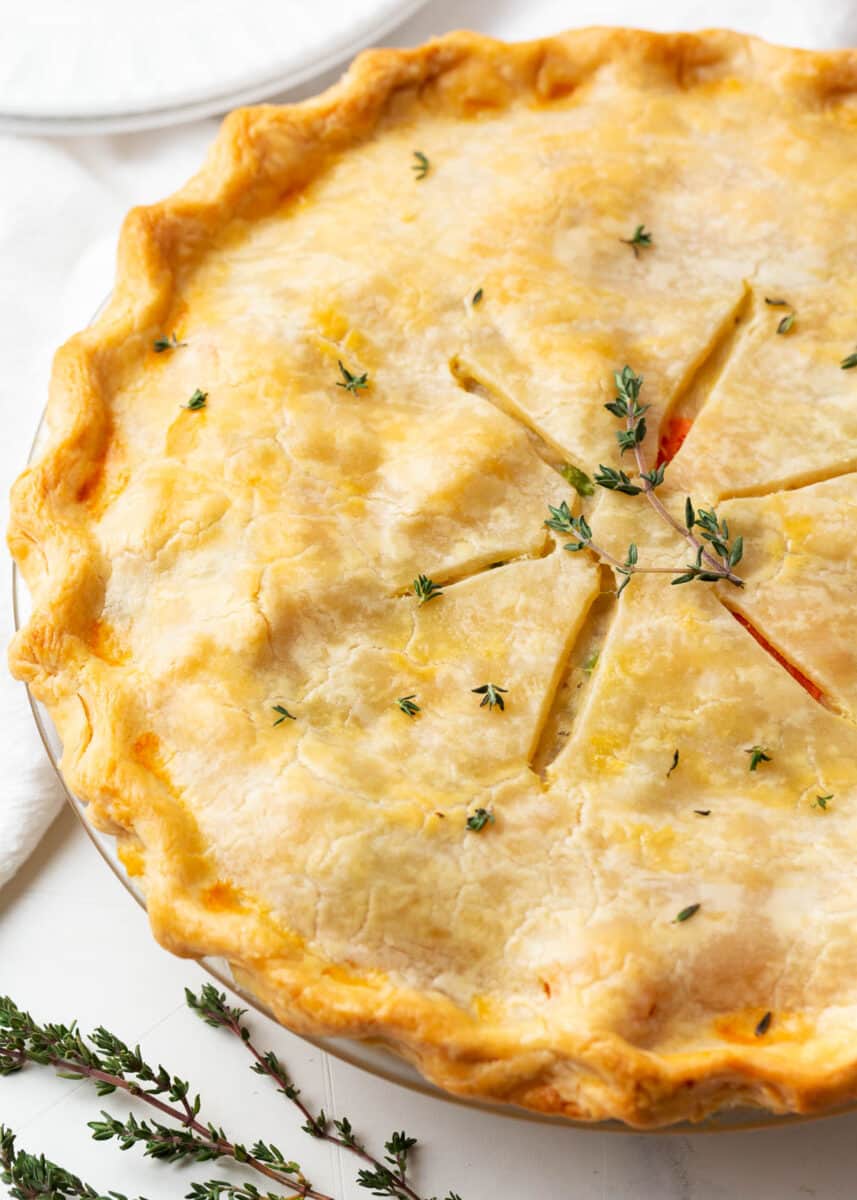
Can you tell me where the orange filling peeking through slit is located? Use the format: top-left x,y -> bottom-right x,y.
657,417 -> 693,466
731,611 -> 824,704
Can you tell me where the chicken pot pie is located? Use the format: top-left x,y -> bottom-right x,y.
10,27 -> 857,1127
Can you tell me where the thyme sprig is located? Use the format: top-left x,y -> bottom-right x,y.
621,225 -> 652,256
411,152 -> 430,180
0,989 -> 462,1200
471,684 -> 507,711
0,1124 -> 137,1200
549,367 -> 744,594
186,987 -> 461,1200
545,501 -> 674,597
465,808 -> 494,832
396,695 -> 420,718
336,362 -> 368,396
746,745 -> 772,771
0,996 -> 325,1199
184,389 -> 208,411
412,575 -> 442,605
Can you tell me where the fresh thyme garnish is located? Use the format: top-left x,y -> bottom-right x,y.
621,224 -> 652,256
551,367 -> 744,594
755,1011 -> 773,1037
764,298 -> 789,307
776,312 -> 795,335
0,988 -> 463,1200
153,332 -> 185,353
667,749 -> 679,777
1,1126 -> 133,1200
413,574 -> 442,604
411,151 -> 430,180
813,794 -> 833,810
673,903 -> 701,924
466,808 -> 494,832
396,695 -> 420,717
746,745 -> 772,771
694,809 -> 711,816
472,683 -> 507,711
472,288 -> 483,305
560,462 -> 595,496
841,349 -> 857,370
272,705 -> 296,726
336,360 -> 369,395
593,465 -> 645,495
184,388 -> 208,410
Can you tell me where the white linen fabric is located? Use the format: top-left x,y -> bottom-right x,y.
0,0 -> 854,889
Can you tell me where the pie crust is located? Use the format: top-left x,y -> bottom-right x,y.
10,27 -> 857,1127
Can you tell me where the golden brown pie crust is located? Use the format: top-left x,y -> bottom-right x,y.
9,28 -> 857,1126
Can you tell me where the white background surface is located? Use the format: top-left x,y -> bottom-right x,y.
3,2 -> 857,1197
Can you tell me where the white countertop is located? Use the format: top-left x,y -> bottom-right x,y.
3,2 -> 857,1197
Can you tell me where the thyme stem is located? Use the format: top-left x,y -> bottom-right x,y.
630,433 -> 742,586
1,1011 -> 330,1200
190,990 -> 424,1200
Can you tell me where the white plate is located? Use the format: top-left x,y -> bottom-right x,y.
0,0 -> 427,135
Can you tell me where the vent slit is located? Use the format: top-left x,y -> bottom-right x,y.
529,566 -> 617,777
719,600 -> 850,718
657,282 -> 753,463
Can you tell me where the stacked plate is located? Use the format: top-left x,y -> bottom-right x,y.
0,0 -> 428,134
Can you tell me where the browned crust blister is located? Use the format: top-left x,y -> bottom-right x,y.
9,28 -> 857,1127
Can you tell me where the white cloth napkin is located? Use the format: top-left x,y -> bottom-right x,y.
1,0 -> 855,891
0,127 -> 216,890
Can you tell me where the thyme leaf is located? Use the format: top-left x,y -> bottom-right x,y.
621,224 -> 652,256
272,705 -> 296,726
413,574 -> 442,605
593,465 -> 642,495
184,389 -> 208,410
755,1011 -> 773,1037
411,151 -> 430,180
471,683 -> 507,711
336,360 -> 369,395
396,695 -> 420,718
153,332 -> 185,353
673,903 -> 701,924
466,808 -> 494,832
746,745 -> 772,771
